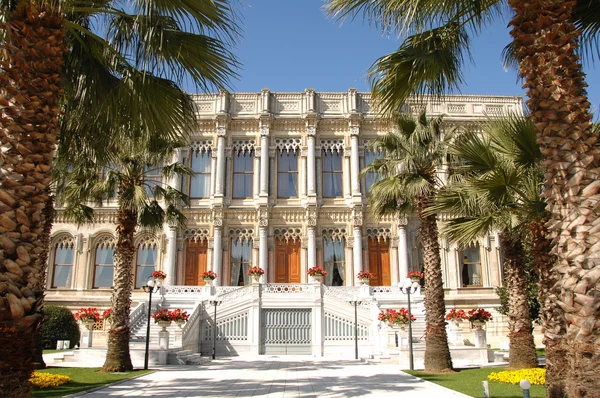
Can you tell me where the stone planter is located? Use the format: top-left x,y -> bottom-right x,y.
310,274 -> 325,284
411,277 -> 422,284
250,274 -> 262,284
358,278 -> 370,286
447,321 -> 464,346
203,278 -> 214,286
471,320 -> 486,330
158,320 -> 172,331
83,320 -> 96,330
176,320 -> 186,328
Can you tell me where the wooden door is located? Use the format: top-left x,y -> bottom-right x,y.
369,238 -> 391,286
275,239 -> 301,283
184,240 -> 208,285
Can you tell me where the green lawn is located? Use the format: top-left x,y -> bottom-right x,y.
33,368 -> 153,398
43,349 -> 73,354
405,367 -> 546,398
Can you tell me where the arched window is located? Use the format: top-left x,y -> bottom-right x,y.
230,238 -> 252,286
51,236 -> 75,288
93,238 -> 115,288
323,236 -> 345,286
135,243 -> 157,288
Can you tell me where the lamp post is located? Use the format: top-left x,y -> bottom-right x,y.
400,278 -> 419,370
209,299 -> 222,360
142,277 -> 161,370
349,300 -> 362,360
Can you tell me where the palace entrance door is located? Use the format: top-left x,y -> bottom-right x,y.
184,240 -> 208,285
275,238 -> 301,283
368,238 -> 391,286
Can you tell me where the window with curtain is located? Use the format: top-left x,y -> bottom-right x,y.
461,244 -> 482,287
144,163 -> 162,197
323,237 -> 345,286
190,150 -> 211,198
364,150 -> 382,192
94,245 -> 115,288
230,239 -> 252,286
277,150 -> 298,198
135,246 -> 157,288
322,149 -> 343,197
52,245 -> 74,288
233,150 -> 254,198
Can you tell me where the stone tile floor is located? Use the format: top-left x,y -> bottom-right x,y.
72,356 -> 471,397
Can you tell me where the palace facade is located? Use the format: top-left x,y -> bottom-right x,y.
45,90 -> 529,356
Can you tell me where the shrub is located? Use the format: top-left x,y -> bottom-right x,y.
41,306 -> 81,349
30,372 -> 71,389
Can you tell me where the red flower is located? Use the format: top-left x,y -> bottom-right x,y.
445,309 -> 468,322
102,308 -> 113,320
378,308 -> 416,324
201,270 -> 218,280
468,308 -> 493,322
407,271 -> 424,279
247,267 -> 265,276
152,309 -> 173,323
307,266 -> 327,276
357,271 -> 375,280
74,308 -> 100,323
171,308 -> 190,322
151,270 -> 167,279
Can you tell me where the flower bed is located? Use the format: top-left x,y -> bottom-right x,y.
30,372 -> 71,389
488,368 -> 546,385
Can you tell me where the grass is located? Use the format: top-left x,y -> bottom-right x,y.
43,349 -> 73,354
32,368 -> 153,398
405,367 -> 546,398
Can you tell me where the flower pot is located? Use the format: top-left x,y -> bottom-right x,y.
158,320 -> 172,331
310,275 -> 325,284
176,320 -> 186,328
251,274 -> 261,284
203,277 -> 214,286
358,278 -> 370,286
471,320 -> 485,329
83,320 -> 96,330
411,277 -> 421,283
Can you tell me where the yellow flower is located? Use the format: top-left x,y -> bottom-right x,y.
29,372 -> 71,389
488,368 -> 546,385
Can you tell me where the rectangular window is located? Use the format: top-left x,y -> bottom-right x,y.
323,238 -> 345,286
233,150 -> 254,198
322,150 -> 343,197
190,150 -> 211,198
94,246 -> 115,288
144,163 -> 162,197
52,246 -> 74,288
277,151 -> 298,198
461,245 -> 482,287
135,246 -> 157,288
364,150 -> 382,192
230,239 -> 252,286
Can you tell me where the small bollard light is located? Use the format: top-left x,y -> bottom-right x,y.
482,380 -> 490,398
520,379 -> 531,398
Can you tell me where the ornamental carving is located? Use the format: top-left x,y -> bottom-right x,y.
54,234 -> 75,249
258,207 -> 269,227
274,138 -> 301,153
320,139 -> 344,153
350,126 -> 360,136
217,127 -> 226,137
322,227 -> 347,242
352,208 -> 363,226
229,228 -> 254,244
95,235 -> 116,249
183,228 -> 210,243
213,208 -> 223,227
231,139 -> 256,154
191,140 -> 213,153
306,206 -> 317,227
135,233 -> 159,249
273,227 -> 302,243
366,227 -> 392,242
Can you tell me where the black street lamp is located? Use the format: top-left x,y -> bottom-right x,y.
209,299 -> 222,360
348,300 -> 362,360
400,278 -> 419,371
142,277 -> 161,370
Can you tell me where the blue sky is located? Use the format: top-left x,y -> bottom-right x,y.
216,0 -> 599,114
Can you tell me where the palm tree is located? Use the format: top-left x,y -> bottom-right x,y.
1,0 -> 239,392
365,112 -> 453,372
326,1 -> 600,394
428,115 -> 550,370
57,137 -> 191,372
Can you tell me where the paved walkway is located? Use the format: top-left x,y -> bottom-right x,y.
73,356 -> 471,398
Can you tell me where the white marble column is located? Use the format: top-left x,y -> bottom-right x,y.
307,134 -> 316,196
168,149 -> 183,190
350,131 -> 360,196
398,225 -> 409,280
353,227 -> 363,280
213,228 -> 223,285
165,226 -> 177,286
308,227 -> 316,269
259,227 -> 268,281
215,134 -> 226,197
260,133 -> 269,196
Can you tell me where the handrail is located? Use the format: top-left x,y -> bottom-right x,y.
130,301 -> 146,327
182,302 -> 203,348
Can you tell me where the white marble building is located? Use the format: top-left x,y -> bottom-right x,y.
45,90 -> 527,352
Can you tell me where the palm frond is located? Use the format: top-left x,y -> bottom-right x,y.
574,0 -> 600,63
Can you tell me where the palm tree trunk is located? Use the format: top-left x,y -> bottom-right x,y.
508,1 -> 600,394
528,220 -> 568,398
500,232 -> 538,369
0,2 -> 65,395
102,208 -> 136,372
416,197 -> 453,372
